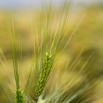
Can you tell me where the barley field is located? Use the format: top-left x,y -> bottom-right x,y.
0,1 -> 103,103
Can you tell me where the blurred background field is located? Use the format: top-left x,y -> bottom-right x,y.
0,0 -> 103,103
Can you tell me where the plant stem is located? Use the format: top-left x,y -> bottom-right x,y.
36,98 -> 38,103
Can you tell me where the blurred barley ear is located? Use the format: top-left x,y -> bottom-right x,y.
36,52 -> 52,97
15,89 -> 24,103
8,21 -> 24,103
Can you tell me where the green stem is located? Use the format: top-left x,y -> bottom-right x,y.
36,98 -> 38,103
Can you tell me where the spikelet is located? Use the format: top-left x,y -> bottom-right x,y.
15,89 -> 24,103
36,52 -> 52,97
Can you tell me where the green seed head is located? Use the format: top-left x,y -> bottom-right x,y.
15,89 -> 24,103
36,52 -> 52,97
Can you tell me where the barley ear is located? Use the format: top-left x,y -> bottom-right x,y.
15,89 -> 24,103
36,52 -> 52,97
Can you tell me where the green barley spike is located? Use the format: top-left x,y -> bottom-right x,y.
36,52 -> 52,97
15,89 -> 24,103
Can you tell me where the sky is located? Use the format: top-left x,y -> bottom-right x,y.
0,0 -> 103,10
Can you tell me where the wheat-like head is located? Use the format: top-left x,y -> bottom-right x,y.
36,52 -> 52,97
15,89 -> 24,103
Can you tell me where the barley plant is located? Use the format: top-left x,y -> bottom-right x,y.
0,0 -> 103,103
